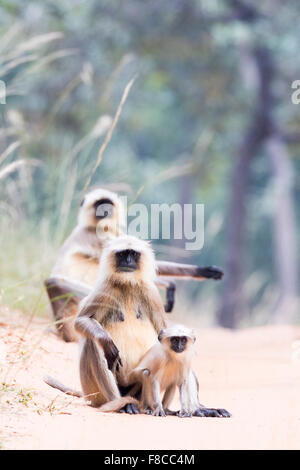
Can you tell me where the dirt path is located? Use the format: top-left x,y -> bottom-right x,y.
1,310 -> 300,450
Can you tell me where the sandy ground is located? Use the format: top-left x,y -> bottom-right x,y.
1,309 -> 300,450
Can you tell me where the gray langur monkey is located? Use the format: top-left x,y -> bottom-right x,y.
131,324 -> 231,418
74,235 -> 167,414
45,188 -> 224,342
45,188 -> 125,342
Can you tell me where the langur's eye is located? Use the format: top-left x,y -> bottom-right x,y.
132,251 -> 140,262
181,337 -> 187,345
171,336 -> 179,345
94,199 -> 114,219
101,205 -> 113,217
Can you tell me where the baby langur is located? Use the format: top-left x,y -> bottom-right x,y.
133,324 -> 196,417
132,325 -> 231,418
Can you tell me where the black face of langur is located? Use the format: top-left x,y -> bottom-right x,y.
115,249 -> 141,272
94,198 -> 115,220
169,336 -> 188,353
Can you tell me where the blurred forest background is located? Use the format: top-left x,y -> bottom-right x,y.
0,0 -> 300,329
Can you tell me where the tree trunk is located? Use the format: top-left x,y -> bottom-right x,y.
174,171 -> 195,259
217,123 -> 261,328
218,46 -> 274,328
265,135 -> 298,323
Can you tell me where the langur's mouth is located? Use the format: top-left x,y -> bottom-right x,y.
117,267 -> 136,273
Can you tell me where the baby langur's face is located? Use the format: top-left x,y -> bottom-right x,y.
115,249 -> 141,272
169,335 -> 188,353
158,325 -> 196,354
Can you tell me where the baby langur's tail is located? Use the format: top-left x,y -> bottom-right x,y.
43,375 -> 140,412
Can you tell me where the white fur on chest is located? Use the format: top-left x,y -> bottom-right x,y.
106,307 -> 157,386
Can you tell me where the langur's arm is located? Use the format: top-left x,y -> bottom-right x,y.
178,381 -> 192,418
75,295 -> 122,371
146,287 -> 167,332
151,378 -> 165,417
156,261 -> 223,281
162,384 -> 176,413
155,278 -> 176,313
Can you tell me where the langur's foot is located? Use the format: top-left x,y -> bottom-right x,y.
152,406 -> 166,417
201,266 -> 224,280
119,403 -> 139,414
194,407 -> 231,418
216,408 -> 231,417
165,409 -> 177,416
177,410 -> 192,418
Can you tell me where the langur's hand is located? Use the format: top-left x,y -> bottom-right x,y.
202,266 -> 224,280
102,337 -> 122,371
164,282 -> 175,313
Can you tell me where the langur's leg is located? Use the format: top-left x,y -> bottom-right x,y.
80,338 -> 121,407
76,315 -> 137,414
44,276 -> 90,342
118,384 -> 140,415
155,278 -> 176,313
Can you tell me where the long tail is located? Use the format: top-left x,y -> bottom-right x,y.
43,375 -> 139,412
44,375 -> 82,397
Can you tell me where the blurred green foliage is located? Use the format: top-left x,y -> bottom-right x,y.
0,0 -> 300,325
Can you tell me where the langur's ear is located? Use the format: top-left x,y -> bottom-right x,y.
158,329 -> 165,342
80,197 -> 85,207
190,329 -> 196,343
